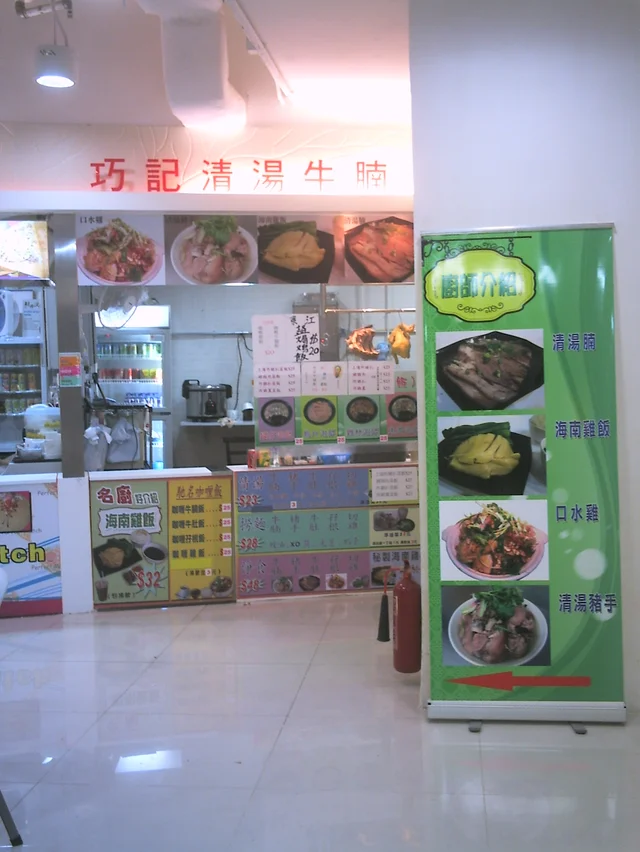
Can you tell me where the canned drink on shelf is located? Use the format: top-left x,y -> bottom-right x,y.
17,373 -> 26,391
1,373 -> 10,392
27,372 -> 37,390
136,344 -> 145,356
0,350 -> 6,366
10,374 -> 18,392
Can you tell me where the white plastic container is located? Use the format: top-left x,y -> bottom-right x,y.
24,404 -> 61,439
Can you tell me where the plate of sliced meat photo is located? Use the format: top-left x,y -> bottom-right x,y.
344,216 -> 414,283
436,330 -> 544,411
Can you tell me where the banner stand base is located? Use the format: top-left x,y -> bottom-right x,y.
427,700 -> 626,724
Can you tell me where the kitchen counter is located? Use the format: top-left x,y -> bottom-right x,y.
180,421 -> 255,427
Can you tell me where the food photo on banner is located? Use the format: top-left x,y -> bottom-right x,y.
76,214 -> 166,287
422,227 -> 623,719
164,215 -> 258,286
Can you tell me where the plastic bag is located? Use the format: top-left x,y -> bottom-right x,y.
107,416 -> 139,464
83,424 -> 111,472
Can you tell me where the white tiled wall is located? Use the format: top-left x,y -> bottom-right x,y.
158,283 -> 418,449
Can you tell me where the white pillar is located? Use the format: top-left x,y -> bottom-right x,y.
410,0 -> 640,707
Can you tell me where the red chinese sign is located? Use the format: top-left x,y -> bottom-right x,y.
88,157 -> 390,193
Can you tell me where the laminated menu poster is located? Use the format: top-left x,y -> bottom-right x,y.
0,482 -> 61,618
167,476 -> 235,603
422,227 -> 624,720
90,479 -> 170,606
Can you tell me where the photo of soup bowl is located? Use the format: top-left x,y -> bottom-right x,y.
142,542 -> 168,564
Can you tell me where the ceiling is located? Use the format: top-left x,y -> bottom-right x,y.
0,0 -> 410,126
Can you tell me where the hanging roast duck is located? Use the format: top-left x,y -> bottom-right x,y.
346,325 -> 380,359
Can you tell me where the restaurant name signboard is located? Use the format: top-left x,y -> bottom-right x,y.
0,124 -> 412,196
422,227 -> 625,722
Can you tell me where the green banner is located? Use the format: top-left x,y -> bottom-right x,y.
422,227 -> 623,709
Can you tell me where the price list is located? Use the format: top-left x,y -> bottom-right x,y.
168,476 -> 235,603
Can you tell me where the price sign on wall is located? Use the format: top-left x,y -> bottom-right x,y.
168,476 -> 235,603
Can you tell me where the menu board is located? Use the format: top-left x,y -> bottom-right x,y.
422,227 -> 624,720
233,464 -> 420,599
253,322 -> 418,446
168,476 -> 234,603
89,474 -> 235,608
238,548 -> 421,597
90,478 -> 170,606
0,481 -> 61,618
76,212 -> 414,288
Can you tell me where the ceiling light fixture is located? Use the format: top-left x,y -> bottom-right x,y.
34,1 -> 76,88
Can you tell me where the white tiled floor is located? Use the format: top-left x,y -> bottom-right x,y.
0,595 -> 638,851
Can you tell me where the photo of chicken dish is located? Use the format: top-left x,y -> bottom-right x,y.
345,217 -> 414,282
264,230 -> 325,272
454,588 -> 542,664
258,220 -> 335,283
452,503 -> 540,577
171,216 -> 256,284
326,573 -> 346,590
81,218 -> 158,283
437,333 -> 543,410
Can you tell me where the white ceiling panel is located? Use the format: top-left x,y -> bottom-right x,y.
0,0 -> 409,126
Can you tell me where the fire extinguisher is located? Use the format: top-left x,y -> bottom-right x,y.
393,560 -> 421,673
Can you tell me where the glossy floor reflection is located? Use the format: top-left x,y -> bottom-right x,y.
0,595 -> 637,851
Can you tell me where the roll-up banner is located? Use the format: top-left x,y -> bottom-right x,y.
422,227 -> 624,723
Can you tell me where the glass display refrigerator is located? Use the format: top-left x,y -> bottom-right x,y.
0,287 -> 52,453
94,306 -> 172,468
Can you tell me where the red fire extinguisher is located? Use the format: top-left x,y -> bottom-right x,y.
393,560 -> 421,673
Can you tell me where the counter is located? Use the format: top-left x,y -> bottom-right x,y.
230,463 -> 420,598
0,472 -> 61,618
88,467 -> 234,609
175,422 -> 255,469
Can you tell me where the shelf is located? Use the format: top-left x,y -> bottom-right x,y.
0,364 -> 41,369
0,339 -> 42,346
97,356 -> 162,361
98,379 -> 162,385
0,390 -> 41,396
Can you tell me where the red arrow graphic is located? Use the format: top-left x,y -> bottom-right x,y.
449,672 -> 592,692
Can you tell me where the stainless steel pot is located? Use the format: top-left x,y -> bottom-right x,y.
182,380 -> 232,421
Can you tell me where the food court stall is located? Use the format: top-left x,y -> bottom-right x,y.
0,123 -> 416,616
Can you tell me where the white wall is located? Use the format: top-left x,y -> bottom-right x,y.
410,0 -> 640,707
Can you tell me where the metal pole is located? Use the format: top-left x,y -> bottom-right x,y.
0,789 -> 23,846
51,214 -> 85,478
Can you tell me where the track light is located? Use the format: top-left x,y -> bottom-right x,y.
36,44 -> 75,87
24,1 -> 76,88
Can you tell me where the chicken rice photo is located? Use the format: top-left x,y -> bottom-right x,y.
455,587 -> 540,664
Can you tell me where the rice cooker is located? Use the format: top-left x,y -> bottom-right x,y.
182,380 -> 232,421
